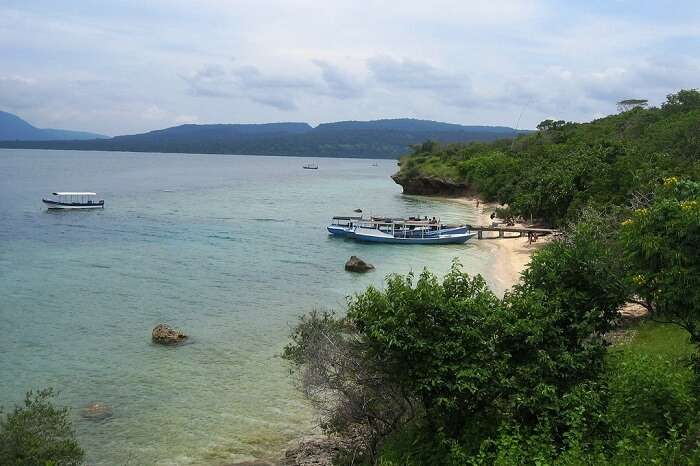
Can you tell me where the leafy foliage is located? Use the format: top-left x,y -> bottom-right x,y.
396,89 -> 700,225
621,178 -> 700,348
0,389 -> 84,466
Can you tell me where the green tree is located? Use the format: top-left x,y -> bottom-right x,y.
348,263 -> 504,441
0,389 -> 84,466
621,177 -> 700,360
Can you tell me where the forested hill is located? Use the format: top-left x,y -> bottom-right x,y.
393,89 -> 700,225
0,118 -> 521,159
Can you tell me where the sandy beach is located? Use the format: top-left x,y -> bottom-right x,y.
452,197 -> 550,292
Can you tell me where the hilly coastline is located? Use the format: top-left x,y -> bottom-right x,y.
0,115 -> 523,159
392,91 -> 700,225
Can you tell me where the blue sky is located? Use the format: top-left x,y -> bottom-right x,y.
1,0 -> 698,135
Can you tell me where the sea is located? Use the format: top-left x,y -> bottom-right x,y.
0,149 -> 501,465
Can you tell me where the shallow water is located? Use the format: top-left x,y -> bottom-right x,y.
0,149 -> 497,465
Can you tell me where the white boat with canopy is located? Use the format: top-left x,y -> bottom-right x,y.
42,192 -> 104,210
351,219 -> 475,244
328,215 -> 473,244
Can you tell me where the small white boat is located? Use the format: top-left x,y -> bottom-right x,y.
302,163 -> 318,170
327,216 -> 364,236
42,192 -> 104,210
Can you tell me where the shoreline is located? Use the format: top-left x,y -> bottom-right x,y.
448,197 -> 550,292
279,196 -> 551,465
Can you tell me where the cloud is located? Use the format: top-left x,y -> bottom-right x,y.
313,60 -> 363,99
2,0 -> 700,132
181,63 -> 323,110
367,56 -> 476,108
182,60 -> 365,110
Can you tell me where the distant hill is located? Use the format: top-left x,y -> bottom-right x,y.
0,111 -> 108,141
0,117 -> 524,158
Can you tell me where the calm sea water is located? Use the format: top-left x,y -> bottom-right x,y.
0,149 -> 498,465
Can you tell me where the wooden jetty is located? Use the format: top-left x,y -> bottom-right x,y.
470,225 -> 560,240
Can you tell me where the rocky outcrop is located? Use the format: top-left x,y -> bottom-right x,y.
282,435 -> 344,466
81,402 -> 113,421
152,324 -> 188,345
345,256 -> 374,273
391,172 -> 474,196
282,426 -> 370,466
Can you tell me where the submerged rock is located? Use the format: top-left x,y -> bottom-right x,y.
152,323 -> 188,345
81,402 -> 113,421
344,256 -> 374,273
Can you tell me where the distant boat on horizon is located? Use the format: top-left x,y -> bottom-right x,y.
302,163 -> 318,170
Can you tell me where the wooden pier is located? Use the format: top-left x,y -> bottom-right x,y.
471,225 -> 560,240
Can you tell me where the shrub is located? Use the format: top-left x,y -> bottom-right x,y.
0,388 -> 84,466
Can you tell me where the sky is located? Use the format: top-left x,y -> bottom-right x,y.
1,0 -> 699,135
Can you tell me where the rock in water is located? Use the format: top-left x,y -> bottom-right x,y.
82,402 -> 113,421
344,256 -> 374,273
152,324 -> 188,345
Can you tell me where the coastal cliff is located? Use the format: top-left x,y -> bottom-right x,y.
390,172 -> 474,196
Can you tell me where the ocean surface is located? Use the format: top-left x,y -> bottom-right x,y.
0,149 -> 499,465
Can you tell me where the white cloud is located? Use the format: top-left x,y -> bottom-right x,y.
1,0 -> 700,133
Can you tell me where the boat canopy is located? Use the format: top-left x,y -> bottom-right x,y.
52,192 -> 97,196
358,219 -> 440,226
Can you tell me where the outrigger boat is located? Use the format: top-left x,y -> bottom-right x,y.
328,216 -> 473,244
328,216 -> 364,236
352,220 -> 475,244
42,192 -> 104,210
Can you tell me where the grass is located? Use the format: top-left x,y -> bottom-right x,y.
610,320 -> 694,360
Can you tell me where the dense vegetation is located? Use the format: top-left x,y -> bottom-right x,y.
0,389 -> 83,466
285,182 -> 700,464
0,118 -> 521,159
394,90 -> 700,225
286,90 -> 700,464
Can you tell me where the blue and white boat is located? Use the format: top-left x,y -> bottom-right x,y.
352,220 -> 475,244
328,216 -> 474,244
327,216 -> 364,237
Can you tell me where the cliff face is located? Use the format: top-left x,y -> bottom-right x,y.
391,172 -> 474,196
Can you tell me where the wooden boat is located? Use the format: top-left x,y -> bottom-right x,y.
352,221 -> 475,244
327,216 -> 363,237
42,192 -> 104,210
328,216 -> 473,244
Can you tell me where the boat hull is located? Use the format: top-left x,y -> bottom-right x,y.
42,199 -> 104,210
327,225 -> 354,237
353,229 -> 476,244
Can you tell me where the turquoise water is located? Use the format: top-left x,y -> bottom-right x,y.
0,149 -> 495,465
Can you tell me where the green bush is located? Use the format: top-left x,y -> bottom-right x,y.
608,352 -> 694,436
0,389 -> 84,466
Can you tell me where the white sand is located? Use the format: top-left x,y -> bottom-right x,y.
454,198 -> 550,292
